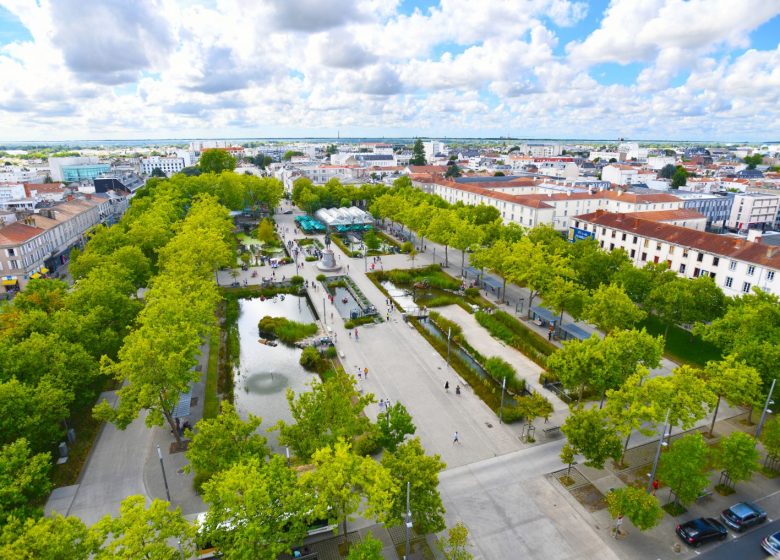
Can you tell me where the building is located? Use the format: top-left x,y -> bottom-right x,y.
423,141 -> 447,161
601,164 -> 656,186
674,192 -> 733,231
522,143 -> 563,157
727,192 -> 780,232
48,156 -> 98,181
299,164 -> 367,184
140,156 -> 186,176
189,140 -> 227,152
61,164 -> 112,182
572,211 -> 780,297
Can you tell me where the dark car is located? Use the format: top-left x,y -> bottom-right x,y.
676,517 -> 728,547
720,502 -> 766,531
761,531 -> 780,555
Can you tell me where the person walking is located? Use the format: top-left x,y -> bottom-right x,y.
363,367 -> 368,379
455,385 -> 461,395
452,431 -> 460,445
354,328 -> 359,340
444,381 -> 449,392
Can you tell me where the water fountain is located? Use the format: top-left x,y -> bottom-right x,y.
316,229 -> 342,272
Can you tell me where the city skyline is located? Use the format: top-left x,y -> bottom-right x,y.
1,0 -> 779,141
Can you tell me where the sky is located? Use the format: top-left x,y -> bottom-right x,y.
0,0 -> 779,142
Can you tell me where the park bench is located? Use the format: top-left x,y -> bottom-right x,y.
543,426 -> 561,438
696,489 -> 713,501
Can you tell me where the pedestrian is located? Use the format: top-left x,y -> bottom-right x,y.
364,367 -> 368,379
455,384 -> 461,395
445,381 -> 449,392
349,331 -> 352,339
331,312 -> 334,322
347,264 -> 350,272
378,399 -> 384,409
547,330 -> 552,341
358,371 -> 362,380
652,479 -> 659,496
354,328 -> 359,340
453,431 -> 460,445
175,417 -> 181,436
333,332 -> 337,343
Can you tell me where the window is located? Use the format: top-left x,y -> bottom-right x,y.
611,230 -> 616,238
6,248 -> 15,257
725,277 -> 733,288
632,236 -> 638,244
748,265 -> 755,276
668,247 -> 675,255
742,282 -> 751,294
641,252 -> 647,262
602,227 -> 606,235
657,243 -> 662,250
729,261 -> 736,271
610,243 -> 615,250
712,257 -> 719,266
621,233 -> 627,241
679,264 -> 686,274
710,272 -> 716,279
697,253 -> 704,262
643,239 -> 649,247
693,268 -> 700,277
630,249 -> 636,258
768,271 -> 775,281
682,249 -> 689,258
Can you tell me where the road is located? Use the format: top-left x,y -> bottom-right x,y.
697,519 -> 777,559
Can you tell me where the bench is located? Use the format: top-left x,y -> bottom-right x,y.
696,489 -> 713,501
543,426 -> 561,437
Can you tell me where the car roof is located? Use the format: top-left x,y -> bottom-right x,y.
730,502 -> 762,516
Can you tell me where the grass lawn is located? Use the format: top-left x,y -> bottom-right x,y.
203,331 -> 220,419
639,314 -> 722,367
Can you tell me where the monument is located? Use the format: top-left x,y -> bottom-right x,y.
317,229 -> 342,272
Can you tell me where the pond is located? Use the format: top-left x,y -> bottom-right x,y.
234,295 -> 319,454
381,281 -> 419,314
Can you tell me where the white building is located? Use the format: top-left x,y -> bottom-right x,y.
618,142 -> 649,161
727,192 -> 780,232
140,156 -> 186,177
601,164 -> 656,186
522,144 -> 563,157
47,156 -> 98,181
573,210 -> 780,297
646,156 -> 677,170
189,140 -> 227,152
588,151 -> 623,162
423,141 -> 447,161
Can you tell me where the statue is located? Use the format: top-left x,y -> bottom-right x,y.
324,229 -> 331,248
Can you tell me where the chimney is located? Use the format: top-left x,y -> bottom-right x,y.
747,230 -> 762,243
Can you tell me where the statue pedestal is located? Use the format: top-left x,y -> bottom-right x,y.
317,248 -> 341,272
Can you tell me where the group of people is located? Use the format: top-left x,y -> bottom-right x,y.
444,381 -> 461,395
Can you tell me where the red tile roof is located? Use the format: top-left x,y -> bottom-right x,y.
576,210 -> 780,269
0,222 -> 45,245
23,183 -> 64,196
408,165 -> 448,174
624,209 -> 707,222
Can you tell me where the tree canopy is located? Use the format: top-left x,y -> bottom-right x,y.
198,149 -> 237,173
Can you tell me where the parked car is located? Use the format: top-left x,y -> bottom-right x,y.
676,518 -> 728,547
720,502 -> 767,531
761,531 -> 780,555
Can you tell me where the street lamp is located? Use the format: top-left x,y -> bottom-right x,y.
156,444 -> 171,502
404,481 -> 413,559
499,377 -> 506,424
756,378 -> 776,439
647,409 -> 670,494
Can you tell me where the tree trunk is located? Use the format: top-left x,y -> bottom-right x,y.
162,407 -> 182,446
527,291 -> 537,319
461,250 -> 466,277
342,517 -> 348,545
599,391 -> 606,409
501,277 -> 507,304
444,245 -> 449,267
709,395 -> 721,437
664,322 -> 671,339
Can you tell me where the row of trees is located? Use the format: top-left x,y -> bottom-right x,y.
291,176 -> 390,215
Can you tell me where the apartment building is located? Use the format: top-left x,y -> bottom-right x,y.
140,156 -> 186,176
572,211 -> 779,297
727,192 -> 780,232
601,164 -> 656,186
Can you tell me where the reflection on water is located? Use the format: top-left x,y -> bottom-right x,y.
381,281 -> 419,314
332,286 -> 362,319
234,295 -> 318,453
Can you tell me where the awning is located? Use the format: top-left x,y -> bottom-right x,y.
40,267 -> 49,274
172,384 -> 193,419
530,305 -> 558,324
465,267 -> 483,280
30,273 -> 41,279
1,278 -> 18,286
482,275 -> 503,291
560,322 -> 592,341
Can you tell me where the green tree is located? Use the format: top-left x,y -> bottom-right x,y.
256,218 -> 276,245
91,496 -> 195,560
409,139 -> 427,166
437,522 -> 472,560
657,433 -> 711,506
445,164 -> 462,178
275,371 -> 374,461
376,402 -> 416,452
671,167 -> 688,188
449,218 -> 483,276
567,238 -> 629,291
760,416 -> 780,460
546,335 -> 603,402
470,239 -> 514,303
744,154 -> 764,169
0,379 -> 71,451
703,356 -> 763,436
648,276 -> 725,338
560,407 -> 622,469
606,370 -> 664,457
642,365 -> 716,435
695,289 -> 780,389
515,392 -> 554,434
199,149 -> 237,173
201,457 -> 311,560
606,487 -> 663,533
659,163 -> 677,179
381,438 -> 446,534
542,276 -> 589,325
584,284 -> 646,333
346,533 -> 383,560
282,150 -> 304,161
713,431 -> 760,488
597,329 -> 664,403
0,439 -> 51,525
613,262 -> 676,306
364,231 -> 380,252
302,440 -> 395,547
0,514 -> 97,559
185,401 -> 269,481
150,167 -> 166,178
506,237 -> 572,317
426,209 -> 456,267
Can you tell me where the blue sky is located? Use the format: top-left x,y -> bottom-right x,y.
0,0 -> 779,141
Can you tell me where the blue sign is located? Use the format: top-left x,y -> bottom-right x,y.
568,227 -> 595,242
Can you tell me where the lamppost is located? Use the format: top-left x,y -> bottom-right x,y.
499,377 -> 506,424
756,378 -> 776,439
647,409 -> 670,494
446,327 -> 451,372
322,297 -> 327,327
156,444 -> 171,502
404,481 -> 413,559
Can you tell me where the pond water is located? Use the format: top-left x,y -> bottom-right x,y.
381,281 -> 419,314
234,295 -> 319,454
332,286 -> 363,319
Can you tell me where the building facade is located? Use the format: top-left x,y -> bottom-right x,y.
140,156 -> 186,176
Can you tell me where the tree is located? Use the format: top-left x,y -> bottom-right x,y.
445,164 -> 462,178
449,218 -> 483,276
150,167 -> 166,178
302,440 -> 395,547
409,139 -> 426,166
659,163 -> 677,179
703,356 -> 763,436
0,439 -> 51,525
647,276 -> 725,338
91,496 -> 195,560
657,433 -> 711,506
180,166 -> 201,176
282,150 -> 304,161
713,431 -> 760,488
363,231 -> 380,252
506,237 -> 572,317
542,276 -> 589,325
642,365 -> 716,435
744,153 -> 764,169
185,401 -> 269,481
256,219 -> 276,245
426,209 -> 456,267
566,238 -> 629,291
761,416 -> 780,460
437,522 -> 472,560
275,371 -> 374,461
598,329 -> 664,403
346,535 -> 382,559
614,262 -> 676,306
0,514 -> 97,559
470,239 -> 514,303
381,438 -> 446,534
560,407 -> 622,469
376,402 -> 416,452
606,370 -> 664,457
584,284 -> 646,333
199,149 -> 237,173
695,289 -> 780,389
201,457 -> 311,560
547,335 -> 604,402
0,379 -> 71,451
606,487 -> 663,533
671,167 -> 688,188
515,392 -> 554,434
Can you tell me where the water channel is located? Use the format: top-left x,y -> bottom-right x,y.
234,295 -> 319,454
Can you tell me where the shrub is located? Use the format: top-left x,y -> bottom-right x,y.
316,274 -> 326,281
259,316 -> 318,344
484,356 -> 525,394
290,275 -> 304,286
464,287 -> 480,298
299,346 -> 321,371
500,405 -> 525,423
344,315 -> 376,329
352,427 -> 381,456
386,270 -> 413,285
475,310 -> 554,369
305,256 -> 317,262
426,295 -> 458,307
429,311 -> 463,343
324,346 -> 338,358
400,241 -> 413,253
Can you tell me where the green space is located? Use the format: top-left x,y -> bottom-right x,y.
203,332 -> 220,419
257,316 -> 318,345
638,314 -> 722,367
475,310 -> 556,369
